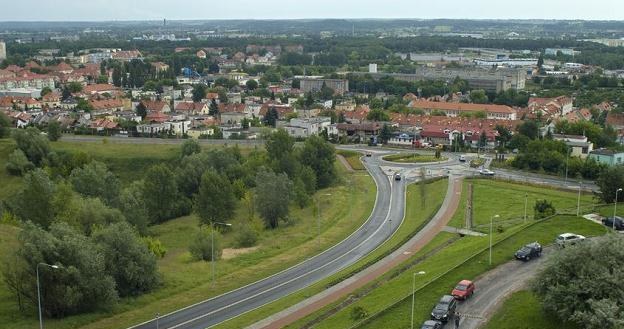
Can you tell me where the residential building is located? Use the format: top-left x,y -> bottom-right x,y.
284,117 -> 332,138
111,50 -> 142,61
589,149 -> 624,166
552,134 -> 594,159
187,127 -> 215,139
388,132 -> 417,146
407,100 -> 517,120
474,58 -> 538,67
0,73 -> 55,90
300,78 -> 349,95
0,41 -> 6,61
141,100 -> 171,113
175,101 -> 209,115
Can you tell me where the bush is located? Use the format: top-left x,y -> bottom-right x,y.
5,149 -> 35,175
350,306 -> 369,321
534,199 -> 556,219
189,228 -> 222,261
235,225 -> 258,248
142,236 -> 167,258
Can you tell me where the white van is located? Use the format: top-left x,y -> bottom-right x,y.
459,155 -> 466,162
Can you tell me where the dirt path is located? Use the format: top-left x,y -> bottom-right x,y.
337,154 -> 355,172
249,176 -> 463,329
456,248 -> 551,329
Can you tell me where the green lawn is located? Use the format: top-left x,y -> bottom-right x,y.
217,178 -> 449,329
337,150 -> 366,170
311,215 -> 606,329
446,178 -> 597,229
482,290 -> 579,329
382,153 -> 447,163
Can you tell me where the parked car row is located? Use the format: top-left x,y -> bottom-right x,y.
514,233 -> 587,263
421,280 -> 475,328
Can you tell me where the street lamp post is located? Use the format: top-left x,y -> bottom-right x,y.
489,215 -> 500,266
523,193 -> 528,223
410,271 -> 427,329
565,147 -> 570,183
37,263 -> 61,329
155,313 -> 160,329
577,181 -> 582,217
614,188 -> 623,230
211,222 -> 232,285
316,193 -> 332,248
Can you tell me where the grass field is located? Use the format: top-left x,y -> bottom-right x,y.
336,150 -> 366,170
446,178 -> 597,229
0,143 -> 376,329
482,290 -> 579,329
382,153 -> 447,163
216,178 -> 449,329
309,213 -> 606,329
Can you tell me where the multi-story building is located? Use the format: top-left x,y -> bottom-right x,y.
0,41 -> 6,61
356,67 -> 526,93
0,74 -> 55,90
407,100 -> 517,120
300,78 -> 349,95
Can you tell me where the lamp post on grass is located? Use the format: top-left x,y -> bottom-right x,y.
489,214 -> 500,266
613,188 -> 622,230
37,263 -> 61,329
211,222 -> 232,285
410,271 -> 427,329
316,193 -> 332,248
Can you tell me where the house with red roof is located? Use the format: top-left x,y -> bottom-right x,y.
141,100 -> 171,113
408,100 -> 517,120
175,102 -> 209,115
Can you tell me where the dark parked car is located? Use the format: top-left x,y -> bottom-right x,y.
602,216 -> 624,230
394,173 -> 402,181
421,320 -> 443,329
514,242 -> 542,261
431,295 -> 457,323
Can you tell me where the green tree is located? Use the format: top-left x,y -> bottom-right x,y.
11,169 -> 56,228
263,107 -> 279,127
192,84 -> 208,102
69,161 -> 121,207
2,222 -> 118,317
119,181 -> 149,234
533,199 -> 556,219
495,125 -> 513,149
366,109 -> 390,121
180,139 -> 201,157
67,81 -> 83,93
298,136 -> 335,189
209,99 -> 219,116
64,197 -> 125,236
255,170 -> 293,229
597,166 -> 624,203
135,102 -> 147,120
0,111 -> 11,138
379,124 -> 393,144
92,222 -> 160,297
533,235 -> 624,329
470,89 -> 489,104
194,170 -> 236,226
246,79 -> 258,90
41,87 -> 52,96
12,127 -> 50,166
142,164 -> 180,223
5,149 -> 34,176
518,120 -> 539,140
46,121 -> 62,141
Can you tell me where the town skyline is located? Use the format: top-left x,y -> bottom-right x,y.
0,0 -> 623,21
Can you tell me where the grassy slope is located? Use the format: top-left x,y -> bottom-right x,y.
482,290 -> 579,329
218,179 -> 449,329
0,163 -> 376,329
0,139 -> 22,201
336,150 -> 366,170
446,178 -> 596,229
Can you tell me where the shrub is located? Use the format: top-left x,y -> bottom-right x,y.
235,225 -> 258,248
189,228 -> 222,261
534,199 -> 556,219
350,306 -> 369,321
5,149 -> 35,175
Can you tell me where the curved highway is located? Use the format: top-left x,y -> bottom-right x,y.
130,153 -> 406,329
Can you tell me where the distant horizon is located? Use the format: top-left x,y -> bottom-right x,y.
1,0 -> 622,22
1,18 -> 624,23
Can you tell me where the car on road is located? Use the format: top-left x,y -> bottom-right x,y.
421,320 -> 443,329
459,155 -> 466,162
430,295 -> 457,323
555,233 -> 586,247
479,168 -> 495,176
366,152 -> 372,157
602,216 -> 624,230
394,173 -> 402,181
451,279 -> 475,300
514,242 -> 542,261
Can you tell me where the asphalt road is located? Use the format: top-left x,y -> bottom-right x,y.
130,153 -> 406,329
455,248 -> 551,329
60,134 -> 265,146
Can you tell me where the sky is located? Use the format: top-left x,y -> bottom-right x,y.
0,0 -> 623,21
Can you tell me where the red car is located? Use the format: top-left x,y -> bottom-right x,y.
451,280 -> 475,300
